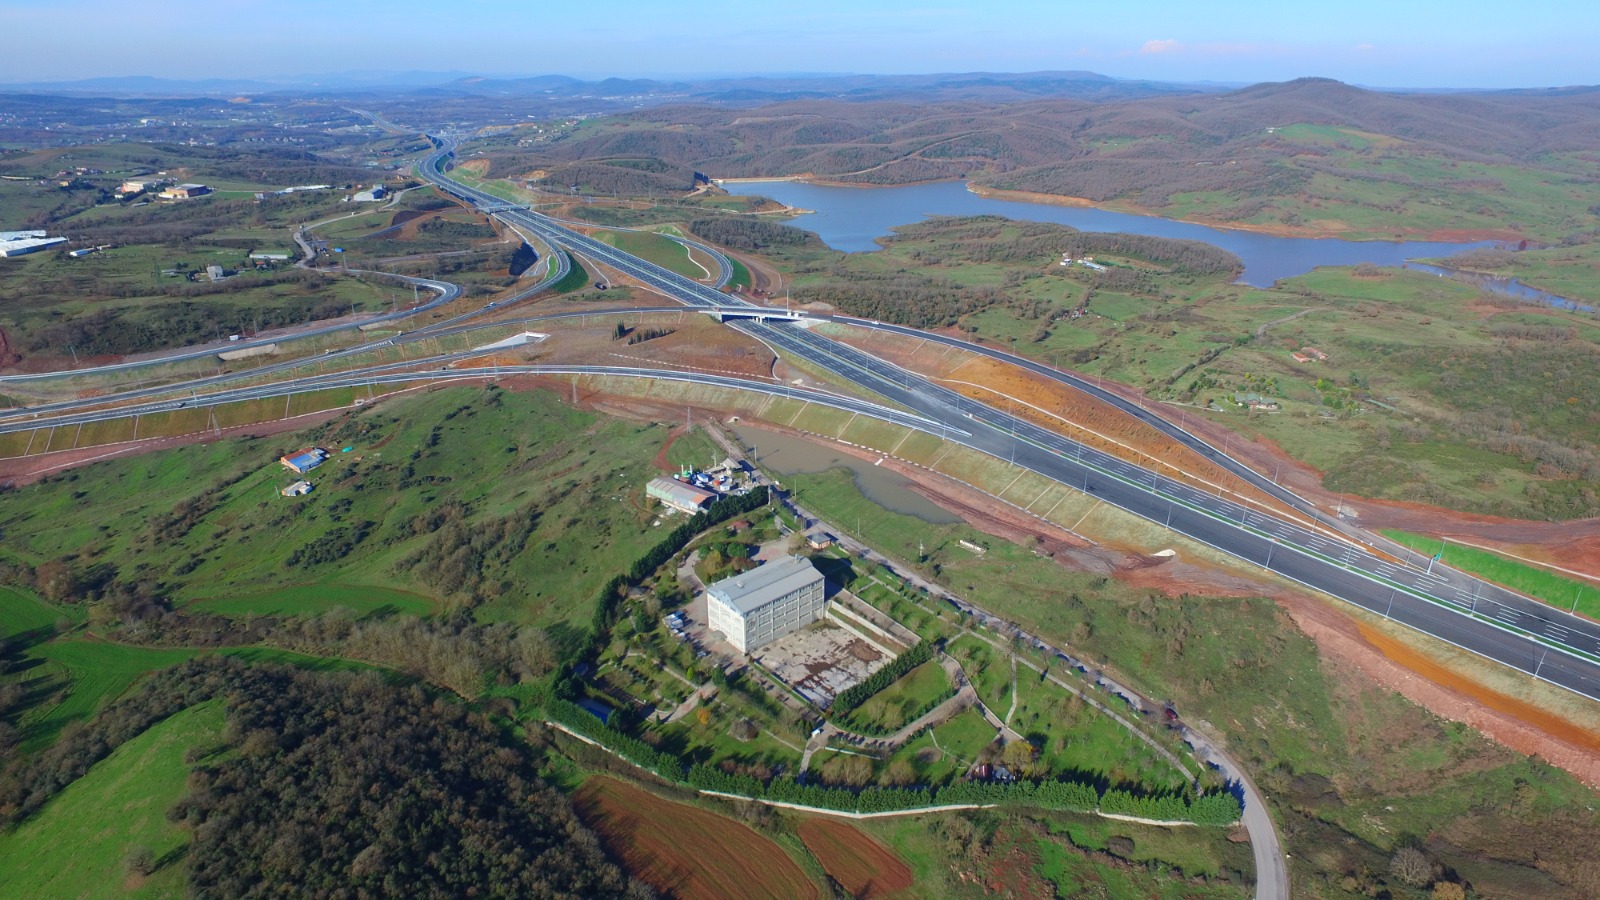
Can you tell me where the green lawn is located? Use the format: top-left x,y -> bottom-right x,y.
552,251 -> 591,292
0,586 -> 74,638
838,659 -> 953,735
1382,529 -> 1599,618
948,634 -> 1011,711
21,642 -> 200,751
0,700 -> 225,899
929,706 -> 998,762
727,256 -> 754,290
593,229 -> 706,279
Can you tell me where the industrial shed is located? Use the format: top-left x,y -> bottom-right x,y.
280,448 -> 330,474
646,477 -> 717,514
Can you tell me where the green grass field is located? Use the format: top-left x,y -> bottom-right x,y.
0,700 -> 223,899
0,387 -> 682,634
552,251 -> 591,292
593,229 -> 705,280
0,586 -> 75,638
1382,529 -> 1599,618
838,659 -> 953,735
20,642 -> 200,752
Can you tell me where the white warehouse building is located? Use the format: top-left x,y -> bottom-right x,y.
706,555 -> 825,654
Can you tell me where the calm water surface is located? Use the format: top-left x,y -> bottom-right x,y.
721,180 -> 1495,289
730,424 -> 961,525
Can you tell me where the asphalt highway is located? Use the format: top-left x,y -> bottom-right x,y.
813,316 -> 1600,668
0,306 -> 697,423
422,144 -> 1600,704
0,364 -> 957,440
0,270 -> 461,385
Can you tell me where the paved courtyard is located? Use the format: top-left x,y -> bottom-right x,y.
754,620 -> 889,707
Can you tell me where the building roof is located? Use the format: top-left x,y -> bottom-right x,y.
282,448 -> 329,470
647,476 -> 716,508
0,236 -> 66,256
708,556 -> 822,615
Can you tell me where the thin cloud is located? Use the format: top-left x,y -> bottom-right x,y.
1140,39 -> 1181,55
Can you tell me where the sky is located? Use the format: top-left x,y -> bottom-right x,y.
3,0 -> 1597,89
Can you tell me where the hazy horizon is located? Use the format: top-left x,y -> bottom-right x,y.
3,0 -> 1597,90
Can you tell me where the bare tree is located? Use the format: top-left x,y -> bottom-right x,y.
1390,846 -> 1431,887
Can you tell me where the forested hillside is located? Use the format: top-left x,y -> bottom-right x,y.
480,78 -> 1600,239
0,657 -> 647,898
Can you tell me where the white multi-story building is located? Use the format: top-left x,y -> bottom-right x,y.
706,556 -> 825,654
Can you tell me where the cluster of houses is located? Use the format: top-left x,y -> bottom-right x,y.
1290,346 -> 1328,364
278,447 -> 330,497
1060,253 -> 1108,271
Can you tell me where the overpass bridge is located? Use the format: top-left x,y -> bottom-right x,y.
700,305 -> 807,323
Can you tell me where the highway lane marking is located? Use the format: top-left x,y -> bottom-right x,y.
1069,501 -> 1102,533
442,168 -> 1600,683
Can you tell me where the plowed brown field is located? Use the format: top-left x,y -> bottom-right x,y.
572,777 -> 819,900
796,818 -> 914,899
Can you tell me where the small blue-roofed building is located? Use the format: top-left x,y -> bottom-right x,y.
280,447 -> 330,474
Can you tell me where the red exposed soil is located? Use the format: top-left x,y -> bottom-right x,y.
1356,622 -> 1600,755
795,818 -> 914,899
830,327 -> 1304,524
653,424 -> 685,473
1275,590 -> 1600,787
1342,497 -> 1600,584
571,777 -> 819,900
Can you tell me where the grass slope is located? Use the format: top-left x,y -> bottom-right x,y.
0,700 -> 225,899
785,452 -> 1600,897
0,387 -> 677,632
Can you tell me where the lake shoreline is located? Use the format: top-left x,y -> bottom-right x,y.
718,176 -> 1522,245
967,184 -> 1524,244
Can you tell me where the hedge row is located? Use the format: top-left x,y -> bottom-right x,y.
552,701 -> 1238,823
830,640 -> 933,714
547,699 -> 681,779
584,486 -> 770,656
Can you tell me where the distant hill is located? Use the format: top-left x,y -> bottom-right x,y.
473,76 -> 1600,239
0,69 -> 1209,105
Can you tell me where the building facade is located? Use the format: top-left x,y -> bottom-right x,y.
706,556 -> 825,654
